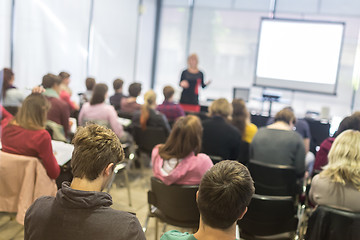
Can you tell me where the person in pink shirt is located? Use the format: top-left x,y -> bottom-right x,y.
78,83 -> 124,140
152,115 -> 213,185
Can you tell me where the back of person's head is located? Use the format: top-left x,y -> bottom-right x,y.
85,77 -> 96,91
334,115 -> 360,137
14,93 -> 50,130
58,71 -> 70,82
140,90 -> 157,130
42,73 -> 61,89
323,130 -> 360,191
1,68 -> 15,98
128,82 -> 142,97
274,108 -> 296,125
90,83 -> 108,105
113,78 -> 124,91
159,115 -> 202,159
209,98 -> 232,118
198,160 -> 255,229
232,99 -> 248,136
163,85 -> 175,101
71,124 -> 124,181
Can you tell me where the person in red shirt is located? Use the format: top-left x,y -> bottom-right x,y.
1,93 -> 60,179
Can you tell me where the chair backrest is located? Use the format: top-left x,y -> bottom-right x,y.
208,155 -> 223,165
82,119 -> 111,128
238,194 -> 298,237
133,126 -> 167,154
117,110 -> 134,120
148,177 -> 199,223
305,205 -> 360,240
248,160 -> 297,196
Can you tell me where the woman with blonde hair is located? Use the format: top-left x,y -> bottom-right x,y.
1,93 -> 60,179
152,115 -> 213,185
132,90 -> 170,135
232,99 -> 258,143
310,130 -> 360,211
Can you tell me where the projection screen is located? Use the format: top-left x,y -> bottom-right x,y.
254,18 -> 345,95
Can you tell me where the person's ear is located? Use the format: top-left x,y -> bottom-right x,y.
196,191 -> 199,203
104,163 -> 114,177
238,207 -> 248,220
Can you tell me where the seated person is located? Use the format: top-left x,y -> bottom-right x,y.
161,160 -> 255,240
314,114 -> 360,172
1,68 -> 25,114
24,124 -> 145,240
152,115 -> 213,185
202,98 -> 242,160
58,71 -> 80,111
157,85 -> 185,122
42,73 -> 70,140
1,93 -> 60,179
120,82 -> 141,114
132,90 -> 171,135
310,130 -> 360,212
250,109 -> 305,177
78,83 -> 124,140
83,77 -> 96,103
110,78 -> 125,111
232,98 -> 257,144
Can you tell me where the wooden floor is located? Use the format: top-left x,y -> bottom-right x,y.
0,168 -> 185,240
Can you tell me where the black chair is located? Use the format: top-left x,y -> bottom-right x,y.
305,205 -> 360,240
4,106 -> 18,116
238,194 -> 299,239
133,126 -> 167,155
248,160 -> 298,196
238,140 -> 250,165
209,155 -> 223,165
118,110 -> 134,120
144,177 -> 199,240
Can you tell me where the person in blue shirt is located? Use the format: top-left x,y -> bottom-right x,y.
161,160 -> 255,240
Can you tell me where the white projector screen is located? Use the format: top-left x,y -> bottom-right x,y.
254,18 -> 345,95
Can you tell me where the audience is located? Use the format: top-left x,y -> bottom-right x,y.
250,108 -> 305,177
310,130 -> 360,211
161,160 -> 254,240
202,98 -> 242,160
1,93 -> 60,179
120,82 -> 142,114
42,73 -> 70,140
232,99 -> 257,143
24,124 -> 146,240
78,83 -> 124,140
314,113 -> 360,172
157,85 -> 185,123
152,115 -> 213,185
58,71 -> 80,111
83,77 -> 96,102
132,90 -> 171,135
1,68 -> 25,114
110,78 -> 125,111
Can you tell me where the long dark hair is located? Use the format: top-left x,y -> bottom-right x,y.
231,99 -> 248,136
1,68 -> 14,99
90,84 -> 108,105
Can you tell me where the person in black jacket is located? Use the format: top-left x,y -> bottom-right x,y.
201,98 -> 242,160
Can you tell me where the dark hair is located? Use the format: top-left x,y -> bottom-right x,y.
274,109 -> 296,125
85,77 -> 96,90
232,99 -> 248,136
90,83 -> 108,105
159,115 -> 202,159
59,72 -> 70,81
13,93 -> 50,130
113,78 -> 124,90
71,124 -> 124,180
334,115 -> 360,137
128,82 -> 142,97
42,73 -> 61,88
163,85 -> 175,101
198,160 -> 254,229
1,68 -> 15,99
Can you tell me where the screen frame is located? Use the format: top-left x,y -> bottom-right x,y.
253,17 -> 345,96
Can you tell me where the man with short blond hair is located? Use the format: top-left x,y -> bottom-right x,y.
25,124 -> 145,240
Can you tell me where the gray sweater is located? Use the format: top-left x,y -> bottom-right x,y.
25,182 -> 145,240
250,127 -> 305,176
